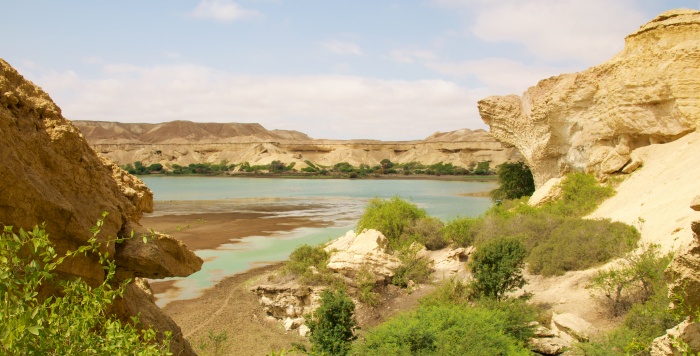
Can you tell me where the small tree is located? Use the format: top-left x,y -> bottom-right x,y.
490,162 -> 535,202
474,161 -> 491,175
470,237 -> 526,300
307,288 -> 357,356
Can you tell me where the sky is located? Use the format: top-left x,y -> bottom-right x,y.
2,1 -> 698,140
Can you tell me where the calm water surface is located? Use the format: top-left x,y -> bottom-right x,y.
141,176 -> 496,306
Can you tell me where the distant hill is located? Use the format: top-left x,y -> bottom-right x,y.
73,120 -> 518,170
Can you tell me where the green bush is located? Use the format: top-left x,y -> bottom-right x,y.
527,218 -> 639,276
356,197 -> 427,250
285,244 -> 331,285
356,266 -> 380,307
391,244 -> 433,288
307,288 -> 357,356
351,304 -> 531,355
441,216 -> 479,247
470,237 -> 526,300
490,161 -> 535,202
405,217 -> 446,250
0,215 -> 171,355
543,172 -> 614,217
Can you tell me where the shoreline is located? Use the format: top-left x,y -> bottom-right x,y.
137,172 -> 498,182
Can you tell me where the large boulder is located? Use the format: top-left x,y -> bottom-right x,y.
0,58 -> 202,355
324,229 -> 401,284
478,9 -> 700,187
668,220 -> 700,314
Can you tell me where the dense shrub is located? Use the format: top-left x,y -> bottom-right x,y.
391,244 -> 434,288
351,304 -> 531,355
543,172 -> 614,217
580,245 -> 679,354
441,216 -> 480,247
404,217 -> 446,250
355,266 -> 380,307
526,218 -> 639,276
0,216 -> 171,355
307,288 -> 357,356
490,161 -> 535,202
285,244 -> 331,285
470,236 -> 526,300
356,197 -> 427,250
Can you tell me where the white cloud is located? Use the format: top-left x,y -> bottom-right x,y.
190,0 -> 261,22
322,40 -> 364,56
426,58 -> 573,95
29,63 -> 487,140
434,0 -> 646,64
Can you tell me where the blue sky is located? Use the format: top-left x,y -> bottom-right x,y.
2,0 -> 698,140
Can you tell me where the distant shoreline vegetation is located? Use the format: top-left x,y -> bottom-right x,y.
120,159 -> 496,179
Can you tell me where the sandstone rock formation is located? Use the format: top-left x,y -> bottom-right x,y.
478,9 -> 700,187
72,120 -> 518,170
324,229 -> 401,284
0,58 -> 202,355
651,317 -> 700,355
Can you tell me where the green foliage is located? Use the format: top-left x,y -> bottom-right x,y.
589,244 -> 674,317
418,277 -> 473,307
351,304 -> 531,355
285,244 -> 331,285
356,266 -> 380,307
306,288 -> 357,356
474,161 -> 491,175
490,161 -> 535,202
391,244 -> 434,288
441,216 -> 479,247
405,217 -> 447,250
0,215 -> 171,355
196,330 -> 229,356
543,172 -> 614,217
580,245 -> 679,354
470,237 -> 526,300
526,218 -> 639,276
356,197 -> 427,250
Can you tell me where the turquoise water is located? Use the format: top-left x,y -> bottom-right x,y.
141,176 -> 496,306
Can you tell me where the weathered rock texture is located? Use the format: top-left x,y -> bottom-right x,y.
651,317 -> 700,355
73,121 -> 519,169
0,58 -> 202,355
324,229 -> 401,284
668,220 -> 700,314
478,9 -> 700,187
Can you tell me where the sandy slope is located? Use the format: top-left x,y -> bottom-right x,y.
525,132 -> 700,331
589,131 -> 700,252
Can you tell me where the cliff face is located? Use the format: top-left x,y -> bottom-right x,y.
0,59 -> 202,355
73,121 -> 519,169
478,9 -> 700,187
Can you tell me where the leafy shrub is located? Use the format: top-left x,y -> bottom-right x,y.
0,216 -> 171,355
351,304 -> 531,355
404,217 -> 446,250
356,266 -> 380,307
589,244 -> 673,317
490,161 -> 535,202
391,244 -> 433,288
356,197 -> 427,250
543,172 -> 614,217
307,288 -> 357,356
470,236 -> 526,300
527,218 -> 639,276
441,216 -> 479,247
419,277 -> 472,307
285,244 -> 331,285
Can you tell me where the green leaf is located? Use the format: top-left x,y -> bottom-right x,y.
27,325 -> 41,335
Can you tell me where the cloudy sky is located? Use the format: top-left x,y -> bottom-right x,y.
2,1 -> 697,140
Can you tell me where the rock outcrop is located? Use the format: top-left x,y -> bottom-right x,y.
0,58 -> 202,355
324,229 -> 401,284
72,120 -> 519,170
478,9 -> 700,187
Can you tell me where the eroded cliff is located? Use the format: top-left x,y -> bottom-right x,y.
0,58 -> 203,355
73,121 -> 518,169
478,9 -> 700,187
